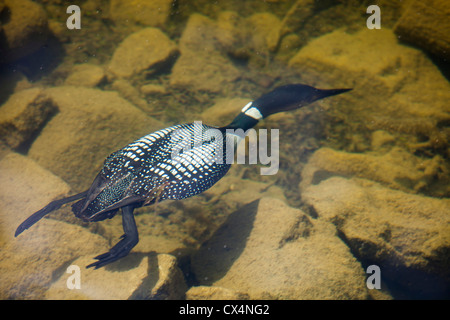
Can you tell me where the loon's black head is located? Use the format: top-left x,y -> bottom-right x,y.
224,83 -> 352,131
251,84 -> 352,118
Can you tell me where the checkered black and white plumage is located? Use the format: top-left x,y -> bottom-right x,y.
75,123 -> 232,221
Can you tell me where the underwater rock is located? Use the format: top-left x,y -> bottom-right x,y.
0,88 -> 57,151
144,254 -> 187,300
0,151 -> 111,299
46,255 -> 149,299
204,173 -> 287,215
47,18 -> 69,44
288,28 -> 450,127
0,151 -> 70,236
267,0 -> 315,51
0,69 -> 33,105
109,0 -> 172,28
140,84 -> 167,95
214,11 -> 247,54
170,13 -> 241,93
302,176 -> 450,298
108,28 -> 178,79
214,11 -> 281,66
1,218 -> 109,299
186,286 -> 249,300
370,130 -> 395,151
300,147 -> 444,194
201,97 -> 251,125
0,0 -> 48,63
289,28 -> 416,92
134,234 -> 188,256
64,64 -> 105,88
245,12 -> 282,56
111,79 -> 149,112
53,252 -> 188,300
27,86 -> 163,190
394,0 -> 450,59
192,198 -> 369,299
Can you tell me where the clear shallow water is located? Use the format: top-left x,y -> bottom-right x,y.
0,0 -> 448,300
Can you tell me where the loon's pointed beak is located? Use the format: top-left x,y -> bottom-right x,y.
314,88 -> 352,101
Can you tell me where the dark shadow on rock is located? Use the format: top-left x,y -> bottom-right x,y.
427,52 -> 450,83
0,34 -> 65,105
102,251 -> 147,272
8,34 -> 65,83
129,252 -> 159,300
191,199 -> 259,285
0,65 -> 21,105
336,229 -> 450,299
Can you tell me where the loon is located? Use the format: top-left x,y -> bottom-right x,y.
15,84 -> 351,269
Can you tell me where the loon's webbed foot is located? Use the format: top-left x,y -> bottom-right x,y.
86,205 -> 138,269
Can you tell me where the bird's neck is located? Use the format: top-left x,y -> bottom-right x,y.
221,101 -> 263,132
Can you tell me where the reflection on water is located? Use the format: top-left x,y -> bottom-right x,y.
0,0 -> 449,300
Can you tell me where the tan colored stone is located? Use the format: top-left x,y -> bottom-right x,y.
394,0 -> 450,59
0,151 -> 110,299
109,0 -> 172,28
108,28 -> 178,78
302,176 -> 450,297
186,286 -> 249,300
140,84 -> 167,95
64,64 -> 105,87
0,0 -> 48,63
201,98 -> 251,126
46,255 -> 149,300
300,147 -> 448,194
192,198 -> 369,299
288,28 -> 450,122
170,14 -> 240,93
27,86 -> 163,190
0,88 -> 57,150
145,254 -> 187,300
0,151 -> 71,236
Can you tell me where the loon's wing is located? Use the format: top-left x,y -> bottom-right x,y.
72,125 -> 187,219
131,125 -> 231,202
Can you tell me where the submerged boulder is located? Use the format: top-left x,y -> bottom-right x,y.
302,176 -> 450,298
27,86 -> 163,190
394,0 -> 450,59
170,13 -> 241,93
46,253 -> 187,300
0,0 -> 48,63
0,151 -> 109,299
0,88 -> 57,151
288,28 -> 450,124
64,64 -> 106,88
192,198 -> 369,299
109,0 -> 173,28
108,27 -> 178,79
300,147 -> 447,194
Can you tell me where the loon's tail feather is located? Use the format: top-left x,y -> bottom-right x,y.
15,190 -> 88,237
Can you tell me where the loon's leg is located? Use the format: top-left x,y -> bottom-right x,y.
15,190 -> 89,237
86,204 -> 139,269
